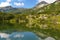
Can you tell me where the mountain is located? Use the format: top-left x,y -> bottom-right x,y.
0,6 -> 17,12
36,1 -> 60,14
34,1 -> 48,10
0,1 -> 50,14
56,0 -> 60,1
0,0 -> 60,14
0,6 -> 29,14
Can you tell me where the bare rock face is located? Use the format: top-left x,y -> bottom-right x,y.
56,0 -> 60,1
57,0 -> 60,1
33,1 -> 48,10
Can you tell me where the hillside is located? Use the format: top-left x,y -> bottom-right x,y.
0,6 -> 31,14
36,1 -> 60,14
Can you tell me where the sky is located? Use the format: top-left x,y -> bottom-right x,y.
0,0 -> 56,8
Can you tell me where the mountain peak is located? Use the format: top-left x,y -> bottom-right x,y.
34,1 -> 48,10
38,1 -> 48,5
56,0 -> 60,1
4,6 -> 12,8
0,6 -> 17,12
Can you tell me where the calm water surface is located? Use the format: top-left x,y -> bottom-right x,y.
0,32 -> 42,40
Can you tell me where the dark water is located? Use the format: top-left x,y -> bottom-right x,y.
0,32 -> 41,40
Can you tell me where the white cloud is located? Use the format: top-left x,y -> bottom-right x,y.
0,33 -> 9,38
0,0 -> 11,7
38,0 -> 56,3
14,2 -> 24,7
13,34 -> 24,38
45,37 -> 55,40
0,2 -> 10,7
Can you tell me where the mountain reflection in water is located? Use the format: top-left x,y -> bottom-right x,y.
0,32 -> 40,40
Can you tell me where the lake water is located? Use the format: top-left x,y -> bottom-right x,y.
0,32 -> 41,40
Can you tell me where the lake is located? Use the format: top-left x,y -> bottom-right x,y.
0,22 -> 56,40
0,32 -> 41,40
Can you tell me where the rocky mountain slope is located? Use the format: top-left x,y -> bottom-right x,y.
0,6 -> 17,12
34,1 -> 48,10
35,1 -> 60,14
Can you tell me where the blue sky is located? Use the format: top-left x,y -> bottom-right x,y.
11,0 -> 37,8
0,0 -> 56,8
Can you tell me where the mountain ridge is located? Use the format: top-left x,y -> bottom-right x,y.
0,1 -> 60,14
